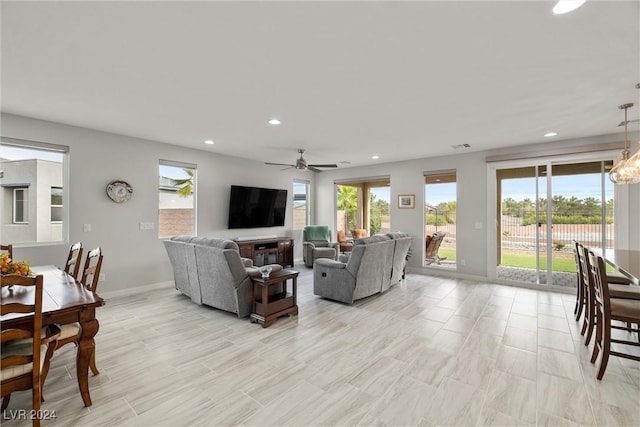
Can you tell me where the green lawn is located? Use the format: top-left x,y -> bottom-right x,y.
501,253 -> 576,272
435,248 -> 583,273
437,248 -> 456,261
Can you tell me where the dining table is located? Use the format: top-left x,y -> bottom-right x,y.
1,265 -> 105,407
593,249 -> 640,286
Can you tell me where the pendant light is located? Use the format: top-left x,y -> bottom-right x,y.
609,102 -> 640,184
621,82 -> 640,183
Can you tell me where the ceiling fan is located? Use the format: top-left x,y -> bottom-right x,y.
265,149 -> 338,173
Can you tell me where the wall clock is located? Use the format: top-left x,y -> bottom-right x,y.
106,180 -> 133,203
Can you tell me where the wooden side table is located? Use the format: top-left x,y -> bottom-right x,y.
250,269 -> 299,328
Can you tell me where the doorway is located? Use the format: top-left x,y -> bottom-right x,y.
494,160 -> 614,288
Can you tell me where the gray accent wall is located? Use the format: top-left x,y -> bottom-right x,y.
3,112 -> 638,291
2,113 -> 312,292
315,136 -> 640,279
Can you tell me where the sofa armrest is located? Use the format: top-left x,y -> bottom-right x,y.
241,257 -> 253,267
313,259 -> 355,303
314,258 -> 346,269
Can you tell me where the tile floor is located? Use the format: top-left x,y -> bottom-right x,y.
3,267 -> 639,426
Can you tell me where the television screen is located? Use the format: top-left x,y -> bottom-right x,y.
228,185 -> 288,229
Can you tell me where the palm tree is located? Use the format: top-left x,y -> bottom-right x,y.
337,185 -> 358,232
172,168 -> 194,198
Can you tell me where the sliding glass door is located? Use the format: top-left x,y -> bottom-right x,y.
495,159 -> 614,288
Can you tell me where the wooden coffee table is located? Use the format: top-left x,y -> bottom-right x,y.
250,269 -> 299,328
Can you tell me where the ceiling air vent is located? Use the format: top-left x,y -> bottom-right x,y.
451,143 -> 471,149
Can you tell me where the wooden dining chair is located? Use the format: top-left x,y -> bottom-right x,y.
64,242 -> 83,279
1,244 -> 13,259
54,248 -> 103,375
587,249 -> 640,380
1,274 -> 60,426
575,242 -> 640,346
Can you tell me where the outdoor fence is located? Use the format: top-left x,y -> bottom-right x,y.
423,210 -> 614,254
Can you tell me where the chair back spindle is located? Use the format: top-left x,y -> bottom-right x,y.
81,248 -> 103,292
64,242 -> 83,279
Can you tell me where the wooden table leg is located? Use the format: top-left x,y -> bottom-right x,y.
77,311 -> 99,407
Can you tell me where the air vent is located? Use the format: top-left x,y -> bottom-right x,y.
451,143 -> 471,149
618,119 -> 640,126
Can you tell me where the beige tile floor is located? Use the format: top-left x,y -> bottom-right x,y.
3,267 -> 639,426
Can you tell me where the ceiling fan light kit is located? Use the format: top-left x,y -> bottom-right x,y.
265,149 -> 338,173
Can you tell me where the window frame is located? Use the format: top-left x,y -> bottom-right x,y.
1,137 -> 69,246
293,179 -> 310,230
158,159 -> 197,239
13,187 -> 28,224
50,186 -> 63,223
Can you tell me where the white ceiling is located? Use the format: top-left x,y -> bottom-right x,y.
2,1 -> 639,169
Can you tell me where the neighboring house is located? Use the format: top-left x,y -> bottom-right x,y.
0,157 -> 63,244
158,175 -> 194,237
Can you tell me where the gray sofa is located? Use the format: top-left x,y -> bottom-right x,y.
313,233 -> 412,304
164,236 -> 280,317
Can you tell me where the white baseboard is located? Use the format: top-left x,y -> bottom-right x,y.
99,281 -> 174,299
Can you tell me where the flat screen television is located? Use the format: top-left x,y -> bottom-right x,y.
228,185 -> 288,229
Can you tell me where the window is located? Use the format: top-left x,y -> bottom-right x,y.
293,180 -> 310,229
13,188 -> 28,223
335,178 -> 390,237
1,138 -> 68,244
424,171 -> 457,268
158,160 -> 196,238
51,187 -> 63,223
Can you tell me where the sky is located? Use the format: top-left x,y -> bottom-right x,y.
1,145 -> 63,162
502,175 -> 613,202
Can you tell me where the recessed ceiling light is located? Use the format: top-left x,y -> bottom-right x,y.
268,119 -> 281,125
544,132 -> 558,137
204,140 -> 215,145
372,155 -> 380,160
552,0 -> 585,15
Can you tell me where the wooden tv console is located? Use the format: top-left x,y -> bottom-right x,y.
235,237 -> 294,268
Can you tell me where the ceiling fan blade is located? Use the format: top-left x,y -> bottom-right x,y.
265,162 -> 295,167
308,166 -> 323,173
309,164 -> 338,168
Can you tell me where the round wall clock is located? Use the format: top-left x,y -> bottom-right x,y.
106,180 -> 133,203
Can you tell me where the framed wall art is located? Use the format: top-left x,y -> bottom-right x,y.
398,194 -> 415,209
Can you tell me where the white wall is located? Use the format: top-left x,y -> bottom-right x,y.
2,113 -> 312,292
3,113 -> 637,289
315,135 -> 640,279
315,151 -> 489,277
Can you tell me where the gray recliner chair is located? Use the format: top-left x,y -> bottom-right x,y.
302,225 -> 339,268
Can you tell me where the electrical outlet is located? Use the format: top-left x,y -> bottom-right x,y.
139,222 -> 154,230
99,273 -> 105,281
83,224 -> 91,232
460,259 -> 466,266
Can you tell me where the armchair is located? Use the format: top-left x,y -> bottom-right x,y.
303,225 -> 338,267
351,229 -> 368,239
425,232 -> 447,265
337,230 -> 354,253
